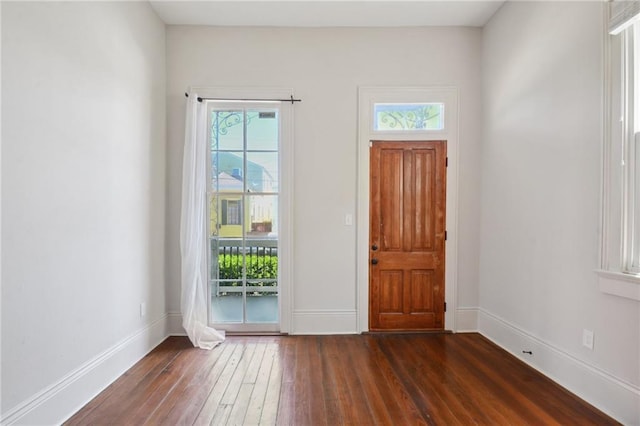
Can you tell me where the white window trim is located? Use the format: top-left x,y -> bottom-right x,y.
357,86 -> 459,332
597,14 -> 640,301
194,86 -> 295,332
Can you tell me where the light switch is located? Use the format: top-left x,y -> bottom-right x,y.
345,214 -> 353,226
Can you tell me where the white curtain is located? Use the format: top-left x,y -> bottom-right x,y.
180,93 -> 225,349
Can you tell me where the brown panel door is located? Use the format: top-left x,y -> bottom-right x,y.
369,141 -> 446,331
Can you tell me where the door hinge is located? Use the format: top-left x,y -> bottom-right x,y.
444,302 -> 447,312
445,231 -> 448,241
446,157 -> 449,167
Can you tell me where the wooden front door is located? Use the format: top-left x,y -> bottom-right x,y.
369,141 -> 446,331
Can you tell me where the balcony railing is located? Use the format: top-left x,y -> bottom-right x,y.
211,237 -> 278,297
213,237 -> 278,257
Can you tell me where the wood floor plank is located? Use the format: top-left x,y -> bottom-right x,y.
171,343 -> 236,425
316,337 -> 344,426
220,344 -> 257,406
342,335 -> 395,425
305,337 -> 328,426
193,344 -> 246,426
359,335 -> 420,425
210,403 -> 233,426
377,336 -> 456,425
399,336 -> 477,423
446,335 -> 566,425
228,383 -> 254,425
326,335 -> 376,425
64,337 -> 189,426
459,334 -> 611,425
363,335 -> 431,425
275,336 -> 296,426
449,334 -> 554,423
243,343 -> 267,385
416,334 -> 514,424
243,343 -> 277,425
110,339 -> 208,425
142,343 -> 229,425
66,333 -> 621,426
258,344 -> 282,425
291,336 -> 313,425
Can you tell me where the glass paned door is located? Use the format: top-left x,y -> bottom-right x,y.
208,105 -> 280,332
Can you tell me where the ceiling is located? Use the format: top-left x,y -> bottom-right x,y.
149,1 -> 506,27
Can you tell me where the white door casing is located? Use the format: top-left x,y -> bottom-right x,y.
357,87 -> 459,332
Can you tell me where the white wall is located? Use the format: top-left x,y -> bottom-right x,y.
166,26 -> 483,332
1,1 -> 635,423
481,2 -> 640,423
1,2 -> 166,423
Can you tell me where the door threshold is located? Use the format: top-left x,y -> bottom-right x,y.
363,330 -> 453,335
225,331 -> 288,336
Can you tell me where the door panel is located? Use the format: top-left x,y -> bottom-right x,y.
410,270 -> 434,313
380,270 -> 403,313
369,140 -> 446,331
379,150 -> 403,251
413,150 -> 435,250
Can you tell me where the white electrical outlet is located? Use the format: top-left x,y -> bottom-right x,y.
582,329 -> 594,350
140,302 -> 147,318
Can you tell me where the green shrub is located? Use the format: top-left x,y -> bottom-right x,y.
217,254 -> 278,289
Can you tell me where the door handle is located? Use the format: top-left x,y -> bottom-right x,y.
371,258 -> 379,265
371,244 -> 378,251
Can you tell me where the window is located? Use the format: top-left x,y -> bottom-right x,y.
624,22 -> 640,272
598,9 -> 640,300
221,199 -> 242,225
208,103 -> 281,329
373,103 -> 444,131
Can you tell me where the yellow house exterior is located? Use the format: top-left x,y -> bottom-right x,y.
210,172 -> 251,238
210,195 -> 252,238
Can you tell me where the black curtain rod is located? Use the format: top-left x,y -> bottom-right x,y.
184,92 -> 301,104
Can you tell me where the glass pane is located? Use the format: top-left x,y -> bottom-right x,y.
245,195 -> 278,323
210,195 -> 245,238
373,103 -> 444,131
246,287 -> 278,323
211,110 -> 244,151
633,133 -> 640,268
211,281 -> 243,323
247,152 -> 278,192
215,240 -> 244,280
215,198 -> 243,238
247,109 -> 278,151
247,195 -> 278,238
211,239 -> 244,323
635,23 -> 640,133
245,246 -> 278,281
211,151 -> 244,193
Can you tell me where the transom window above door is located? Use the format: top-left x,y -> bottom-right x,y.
373,103 -> 444,131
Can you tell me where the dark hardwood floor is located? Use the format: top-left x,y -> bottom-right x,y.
65,333 -> 618,425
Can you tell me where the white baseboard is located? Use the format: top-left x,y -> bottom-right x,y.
478,308 -> 640,425
291,309 -> 358,334
167,311 -> 186,336
167,310 -> 358,335
455,307 -> 478,332
1,315 -> 169,425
